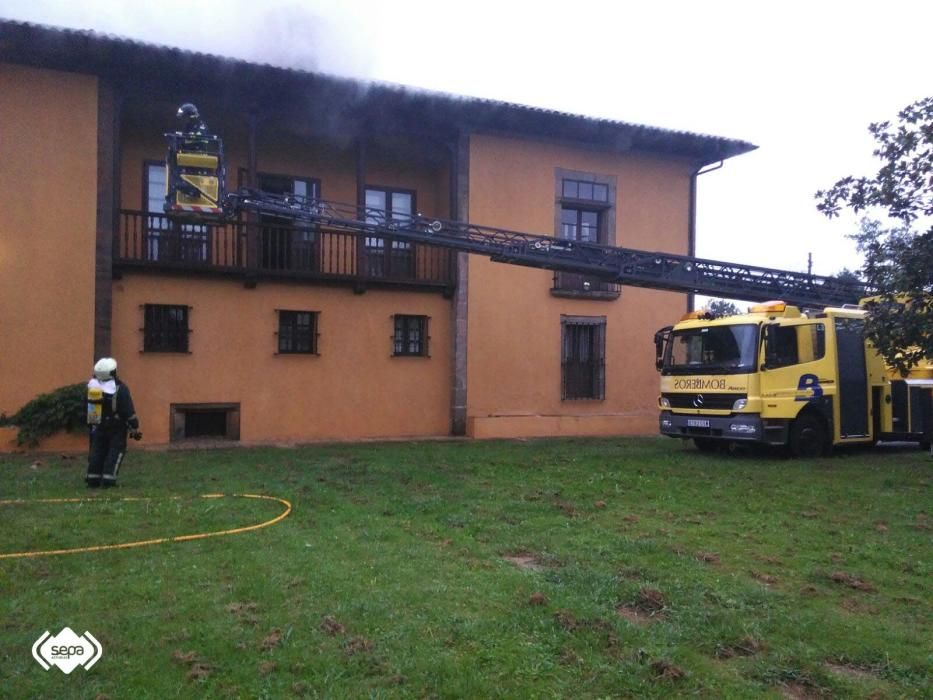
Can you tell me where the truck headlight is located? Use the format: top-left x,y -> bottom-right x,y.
730,423 -> 756,434
660,398 -> 671,408
732,398 -> 747,410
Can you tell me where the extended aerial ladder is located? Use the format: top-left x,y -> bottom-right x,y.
165,105 -> 866,308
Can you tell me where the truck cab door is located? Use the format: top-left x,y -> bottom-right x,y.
761,320 -> 835,437
833,317 -> 870,438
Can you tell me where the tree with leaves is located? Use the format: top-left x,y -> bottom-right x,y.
707,298 -> 741,317
816,96 -> 933,374
827,267 -> 864,287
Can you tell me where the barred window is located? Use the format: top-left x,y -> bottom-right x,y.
561,316 -> 606,400
393,315 -> 428,356
277,311 -> 318,354
143,304 -> 190,353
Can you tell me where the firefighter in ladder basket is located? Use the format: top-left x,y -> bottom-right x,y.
85,358 -> 141,488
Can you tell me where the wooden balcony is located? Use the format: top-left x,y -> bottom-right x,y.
115,210 -> 456,293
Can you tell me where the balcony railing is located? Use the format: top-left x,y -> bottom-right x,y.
116,211 -> 455,290
551,271 -> 621,299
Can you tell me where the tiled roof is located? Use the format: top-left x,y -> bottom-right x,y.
0,18 -> 756,163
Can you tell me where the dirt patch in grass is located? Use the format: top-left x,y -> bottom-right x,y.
650,659 -> 686,680
696,551 -> 720,564
829,571 -> 876,592
594,500 -> 607,509
715,636 -> 766,659
172,649 -> 212,682
622,514 -> 640,523
823,662 -> 876,682
553,500 -> 578,517
617,587 -> 666,624
528,592 -> 548,606
636,588 -> 666,612
585,618 -> 622,652
260,628 -> 283,651
172,650 -> 199,664
840,596 -> 878,614
503,551 -> 545,571
187,664 -> 212,682
226,601 -> 260,625
258,661 -> 276,676
874,521 -> 889,532
554,609 -> 580,631
751,570 -> 778,585
344,636 -> 374,656
320,615 -> 346,636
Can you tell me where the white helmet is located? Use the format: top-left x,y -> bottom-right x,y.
93,357 -> 118,382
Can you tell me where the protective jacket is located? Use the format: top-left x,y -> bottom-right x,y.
87,378 -> 139,431
86,378 -> 139,488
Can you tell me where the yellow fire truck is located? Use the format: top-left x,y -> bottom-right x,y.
655,301 -> 933,456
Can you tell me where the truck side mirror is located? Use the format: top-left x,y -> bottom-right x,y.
654,326 -> 672,372
761,323 -> 778,370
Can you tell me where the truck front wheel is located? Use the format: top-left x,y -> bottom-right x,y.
789,415 -> 828,458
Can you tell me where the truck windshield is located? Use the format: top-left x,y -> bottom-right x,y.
663,324 -> 759,375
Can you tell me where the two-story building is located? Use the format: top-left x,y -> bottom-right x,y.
0,19 -> 755,449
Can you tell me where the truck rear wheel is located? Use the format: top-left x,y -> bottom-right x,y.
789,414 -> 828,458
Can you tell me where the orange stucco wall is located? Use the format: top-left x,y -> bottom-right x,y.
465,133 -> 692,437
111,276 -> 451,444
0,64 -> 98,450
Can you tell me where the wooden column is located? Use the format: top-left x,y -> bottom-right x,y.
244,111 -> 259,285
354,137 -> 367,289
450,131 -> 470,435
94,80 -> 119,361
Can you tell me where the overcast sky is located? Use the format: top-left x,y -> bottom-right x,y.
5,0 -> 932,291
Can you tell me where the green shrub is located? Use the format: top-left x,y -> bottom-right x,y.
0,383 -> 87,447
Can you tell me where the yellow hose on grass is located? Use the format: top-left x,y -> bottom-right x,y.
0,493 -> 292,560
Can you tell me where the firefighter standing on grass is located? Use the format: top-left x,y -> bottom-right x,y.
85,358 -> 141,488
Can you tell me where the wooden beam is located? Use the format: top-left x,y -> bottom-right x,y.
94,80 -> 119,360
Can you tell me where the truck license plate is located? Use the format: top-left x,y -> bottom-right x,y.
687,419 -> 710,428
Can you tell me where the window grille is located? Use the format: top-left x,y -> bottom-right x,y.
393,314 -> 428,356
143,304 -> 190,353
561,317 -> 606,399
277,310 -> 319,354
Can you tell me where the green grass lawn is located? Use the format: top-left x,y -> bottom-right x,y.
0,438 -> 929,698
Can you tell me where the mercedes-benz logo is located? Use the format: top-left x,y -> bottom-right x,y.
693,394 -> 705,408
